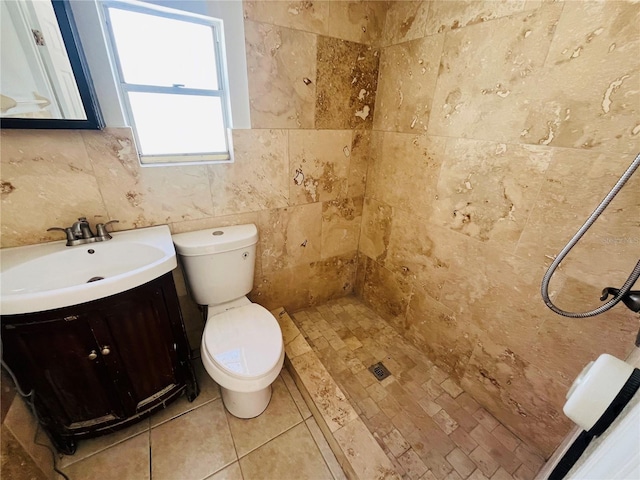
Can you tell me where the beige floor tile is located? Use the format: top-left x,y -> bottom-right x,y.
150,360 -> 221,427
58,418 -> 150,468
305,417 -> 347,480
334,419 -> 401,480
239,423 -> 332,480
281,367 -> 312,419
205,462 -> 243,480
151,399 -> 236,480
61,432 -> 150,480
225,376 -> 303,457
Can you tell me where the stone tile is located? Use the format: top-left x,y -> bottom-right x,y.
0,129 -> 108,247
382,428 -> 411,458
239,423 -> 332,480
491,425 -> 521,453
225,376 -> 303,457
84,128 -> 213,229
398,448 -> 429,480
244,0 -> 329,35
425,1 -> 527,36
0,429 -> 48,480
381,1 -> 430,46
428,5 -> 564,144
432,410 -> 459,435
473,409 -> 501,432
61,433 -> 150,480
447,407 -> 480,434
420,450 -> 454,480
469,446 -> 500,478
449,427 -> 479,456
150,361 -> 221,427
423,379 -> 445,399
208,129 -> 289,216
359,396 -> 381,419
431,139 -> 551,250
513,444 -> 545,473
258,203 -> 323,272
315,36 -> 379,129
151,399 -> 236,480
374,35 -> 444,133
327,1 -> 388,45
360,257 -> 414,329
419,397 -> 442,417
58,418 -> 150,469
366,132 -> 447,213
513,464 -> 536,480
446,448 -> 477,478
281,367 -> 312,419
468,470 -> 490,480
348,130 -> 371,198
520,1 -> 640,154
290,129 -> 351,204
321,196 -> 363,259
365,411 -> 395,438
3,397 -> 55,473
334,419 -> 401,480
204,462 -> 243,480
359,197 -> 393,262
441,379 -> 464,398
457,393 -> 481,415
461,339 -> 571,456
290,351 -> 358,432
244,21 -> 317,128
305,417 -> 348,480
491,467 -> 516,480
309,253 -> 358,306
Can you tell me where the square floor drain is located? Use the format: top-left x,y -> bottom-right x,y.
369,362 -> 391,381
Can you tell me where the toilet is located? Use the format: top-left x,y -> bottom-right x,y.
172,224 -> 284,418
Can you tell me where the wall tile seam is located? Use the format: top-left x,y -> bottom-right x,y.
244,17 -> 382,50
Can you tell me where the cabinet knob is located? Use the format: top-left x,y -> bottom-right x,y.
88,350 -> 98,361
101,346 -> 111,356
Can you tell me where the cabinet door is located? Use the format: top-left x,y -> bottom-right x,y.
89,281 -> 180,414
2,315 -> 125,431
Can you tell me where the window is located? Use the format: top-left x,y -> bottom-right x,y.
101,1 -> 233,164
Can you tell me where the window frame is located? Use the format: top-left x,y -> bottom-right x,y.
101,0 -> 234,165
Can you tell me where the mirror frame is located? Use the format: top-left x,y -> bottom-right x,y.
1,0 -> 103,130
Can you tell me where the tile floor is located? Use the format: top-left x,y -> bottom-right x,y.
291,297 -> 546,480
56,361 -> 345,480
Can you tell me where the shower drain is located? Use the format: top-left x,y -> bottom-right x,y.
369,362 -> 391,381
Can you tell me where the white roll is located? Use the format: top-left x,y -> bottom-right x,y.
563,353 -> 634,431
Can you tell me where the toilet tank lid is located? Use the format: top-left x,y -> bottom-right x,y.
172,224 -> 258,256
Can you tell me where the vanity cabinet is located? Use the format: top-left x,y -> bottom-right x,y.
1,273 -> 198,454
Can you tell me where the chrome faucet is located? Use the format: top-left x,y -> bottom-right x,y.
48,218 -> 119,246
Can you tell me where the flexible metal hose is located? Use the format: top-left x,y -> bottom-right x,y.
541,152 -> 640,318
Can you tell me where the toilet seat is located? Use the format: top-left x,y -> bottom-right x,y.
202,303 -> 283,380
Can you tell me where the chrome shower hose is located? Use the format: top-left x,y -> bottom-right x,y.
541,152 -> 640,318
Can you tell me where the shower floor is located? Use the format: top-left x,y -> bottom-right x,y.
291,296 -> 545,480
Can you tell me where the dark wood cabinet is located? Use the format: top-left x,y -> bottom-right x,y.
1,273 -> 198,454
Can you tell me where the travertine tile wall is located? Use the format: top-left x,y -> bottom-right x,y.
2,0 -> 638,466
0,1 -> 387,315
358,0 -> 640,458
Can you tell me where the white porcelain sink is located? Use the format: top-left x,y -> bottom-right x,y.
0,225 -> 177,315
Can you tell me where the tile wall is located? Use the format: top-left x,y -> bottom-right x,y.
1,0 -> 639,466
358,0 -> 640,457
0,1 -> 387,315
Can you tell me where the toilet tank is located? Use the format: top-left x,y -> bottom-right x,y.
172,224 -> 259,306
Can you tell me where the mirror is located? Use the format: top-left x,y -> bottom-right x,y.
1,0 -> 102,129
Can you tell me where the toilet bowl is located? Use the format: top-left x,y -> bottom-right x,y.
172,224 -> 284,418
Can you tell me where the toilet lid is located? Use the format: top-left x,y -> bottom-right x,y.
203,303 -> 283,379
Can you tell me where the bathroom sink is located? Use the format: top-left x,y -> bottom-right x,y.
0,225 -> 177,315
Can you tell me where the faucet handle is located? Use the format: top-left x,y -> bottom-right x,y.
95,220 -> 119,240
47,227 -> 75,244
